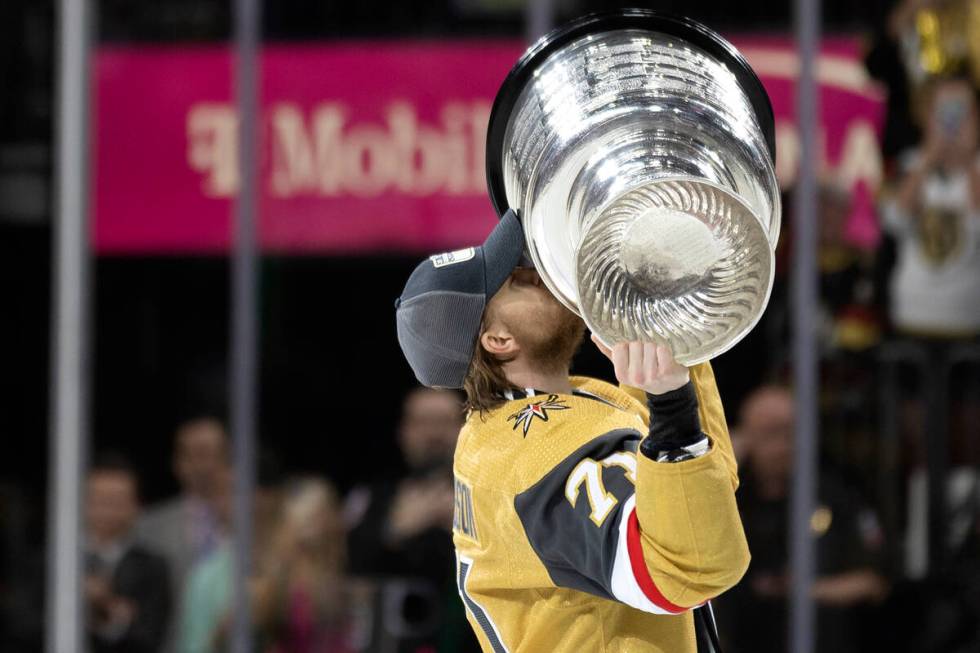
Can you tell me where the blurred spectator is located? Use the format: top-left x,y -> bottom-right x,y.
137,417 -> 230,652
345,388 -> 460,581
866,0 -> 980,161
815,181 -> 882,351
176,466 -> 235,653
716,386 -> 888,653
177,459 -> 283,653
882,75 -> 980,338
344,387 -> 475,652
258,478 -> 352,653
85,455 -> 171,653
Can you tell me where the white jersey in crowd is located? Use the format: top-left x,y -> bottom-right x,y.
883,151 -> 980,335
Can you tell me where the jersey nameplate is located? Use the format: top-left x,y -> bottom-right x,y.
453,476 -> 478,542
431,247 -> 476,268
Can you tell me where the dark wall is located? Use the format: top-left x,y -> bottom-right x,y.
0,225 -> 50,487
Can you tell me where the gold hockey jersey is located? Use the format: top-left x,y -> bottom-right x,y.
451,362 -> 749,653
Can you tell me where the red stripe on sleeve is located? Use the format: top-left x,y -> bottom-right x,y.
625,508 -> 690,615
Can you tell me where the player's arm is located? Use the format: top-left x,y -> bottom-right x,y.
690,361 -> 738,489
604,341 -> 749,609
513,421 -> 747,614
514,342 -> 748,615
616,353 -> 738,490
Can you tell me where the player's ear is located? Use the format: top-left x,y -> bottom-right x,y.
480,322 -> 518,359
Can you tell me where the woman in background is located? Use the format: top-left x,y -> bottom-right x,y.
258,477 -> 352,653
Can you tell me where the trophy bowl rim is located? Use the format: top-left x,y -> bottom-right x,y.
484,8 -> 776,220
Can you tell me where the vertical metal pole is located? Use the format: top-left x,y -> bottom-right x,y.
524,0 -> 554,43
790,0 -> 821,649
230,0 -> 260,648
47,0 -> 90,650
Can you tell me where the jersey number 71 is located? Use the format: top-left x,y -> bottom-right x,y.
564,451 -> 637,526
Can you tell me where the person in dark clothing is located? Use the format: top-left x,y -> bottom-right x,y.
85,456 -> 172,653
346,388 -> 461,581
345,387 -> 477,652
716,386 -> 888,653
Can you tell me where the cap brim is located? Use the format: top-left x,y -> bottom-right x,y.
481,208 -> 525,298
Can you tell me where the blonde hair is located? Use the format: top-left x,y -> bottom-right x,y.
254,477 -> 348,633
279,477 -> 345,572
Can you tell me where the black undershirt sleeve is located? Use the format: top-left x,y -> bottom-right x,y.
639,382 -> 708,462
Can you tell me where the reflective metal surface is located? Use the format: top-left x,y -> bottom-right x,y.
497,27 -> 780,363
577,179 -> 773,364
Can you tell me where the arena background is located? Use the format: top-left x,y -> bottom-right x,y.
3,0 -> 980,652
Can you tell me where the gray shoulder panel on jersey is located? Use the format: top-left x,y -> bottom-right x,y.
513,428 -> 642,601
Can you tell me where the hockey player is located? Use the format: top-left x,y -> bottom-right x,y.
395,210 -> 749,652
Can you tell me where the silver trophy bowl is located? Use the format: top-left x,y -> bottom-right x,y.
486,11 -> 781,364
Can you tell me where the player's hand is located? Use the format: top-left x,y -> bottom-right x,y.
591,335 -> 690,395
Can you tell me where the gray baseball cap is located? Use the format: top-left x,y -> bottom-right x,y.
395,209 -> 525,389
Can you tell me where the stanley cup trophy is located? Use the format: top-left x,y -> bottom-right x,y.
486,10 -> 781,365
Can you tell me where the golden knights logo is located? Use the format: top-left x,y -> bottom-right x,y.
508,394 -> 570,436
917,207 -> 964,266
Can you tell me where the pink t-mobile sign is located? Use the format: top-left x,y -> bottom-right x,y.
93,38 -> 883,254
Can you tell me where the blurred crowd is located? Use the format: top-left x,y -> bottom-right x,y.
1,1 -> 980,652
77,388 -> 481,653
713,2 -> 980,649
69,359 -> 979,653
59,6 -> 980,652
